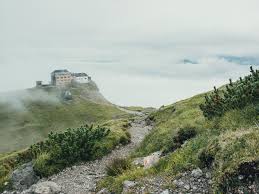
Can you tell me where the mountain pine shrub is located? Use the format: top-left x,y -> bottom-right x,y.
200,66 -> 259,119
31,125 -> 110,176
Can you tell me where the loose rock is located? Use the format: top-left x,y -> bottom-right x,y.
132,157 -> 144,167
171,169 -> 212,193
96,188 -> 110,194
22,181 -> 62,194
143,151 -> 162,169
191,168 -> 203,178
160,189 -> 170,194
122,180 -> 138,193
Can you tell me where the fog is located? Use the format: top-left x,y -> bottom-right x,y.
1,0 -> 259,107
0,89 -> 59,111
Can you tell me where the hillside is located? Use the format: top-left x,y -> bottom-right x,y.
99,69 -> 259,193
2,69 -> 259,193
0,81 -> 129,153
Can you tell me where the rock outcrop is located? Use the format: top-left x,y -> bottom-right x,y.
11,162 -> 39,191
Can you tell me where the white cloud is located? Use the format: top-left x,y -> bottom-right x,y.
0,0 -> 259,107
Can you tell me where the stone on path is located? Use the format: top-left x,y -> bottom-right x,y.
132,157 -> 144,167
143,151 -> 162,169
22,181 -> 62,194
122,180 -> 138,193
160,189 -> 170,194
96,188 -> 110,194
191,168 -> 203,178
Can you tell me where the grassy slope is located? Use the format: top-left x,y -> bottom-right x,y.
0,118 -> 132,191
0,82 -> 129,153
100,90 -> 259,192
0,81 -> 132,191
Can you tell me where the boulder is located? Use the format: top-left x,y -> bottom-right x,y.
191,168 -> 203,178
143,151 -> 162,169
22,181 -> 61,194
11,162 -> 39,191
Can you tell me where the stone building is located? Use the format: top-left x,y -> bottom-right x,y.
51,69 -> 73,86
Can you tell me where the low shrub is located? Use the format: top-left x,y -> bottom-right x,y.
200,66 -> 259,119
120,131 -> 131,145
31,125 -> 110,176
198,148 -> 215,168
106,158 -> 131,176
163,128 -> 197,154
198,138 -> 219,168
174,128 -> 197,145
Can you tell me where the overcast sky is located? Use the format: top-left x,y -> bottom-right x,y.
1,0 -> 259,107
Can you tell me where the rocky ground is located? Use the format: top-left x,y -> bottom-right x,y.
42,116 -> 152,194
121,168 -> 213,194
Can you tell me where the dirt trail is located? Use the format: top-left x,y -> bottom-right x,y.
45,116 -> 153,194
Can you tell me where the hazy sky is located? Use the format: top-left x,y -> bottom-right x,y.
1,0 -> 259,107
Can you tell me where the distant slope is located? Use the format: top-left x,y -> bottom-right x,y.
0,81 -> 129,153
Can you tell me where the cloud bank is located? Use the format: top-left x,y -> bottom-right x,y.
0,0 -> 259,107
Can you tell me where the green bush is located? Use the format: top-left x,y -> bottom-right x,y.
200,66 -> 259,119
198,148 -> 215,168
106,158 -> 131,176
174,128 -> 197,144
163,128 -> 197,153
31,125 -> 110,176
118,131 -> 131,145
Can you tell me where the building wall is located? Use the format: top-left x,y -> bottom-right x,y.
55,73 -> 73,86
73,76 -> 90,83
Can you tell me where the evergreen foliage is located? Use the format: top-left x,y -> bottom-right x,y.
163,128 -> 197,154
30,125 -> 110,175
200,66 -> 259,119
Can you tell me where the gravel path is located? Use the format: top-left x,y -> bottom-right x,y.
45,116 -> 153,194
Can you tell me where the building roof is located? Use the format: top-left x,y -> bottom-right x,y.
51,69 -> 69,74
72,73 -> 88,77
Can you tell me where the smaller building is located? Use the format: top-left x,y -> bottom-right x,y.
35,81 -> 51,88
72,73 -> 91,84
36,81 -> 42,87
